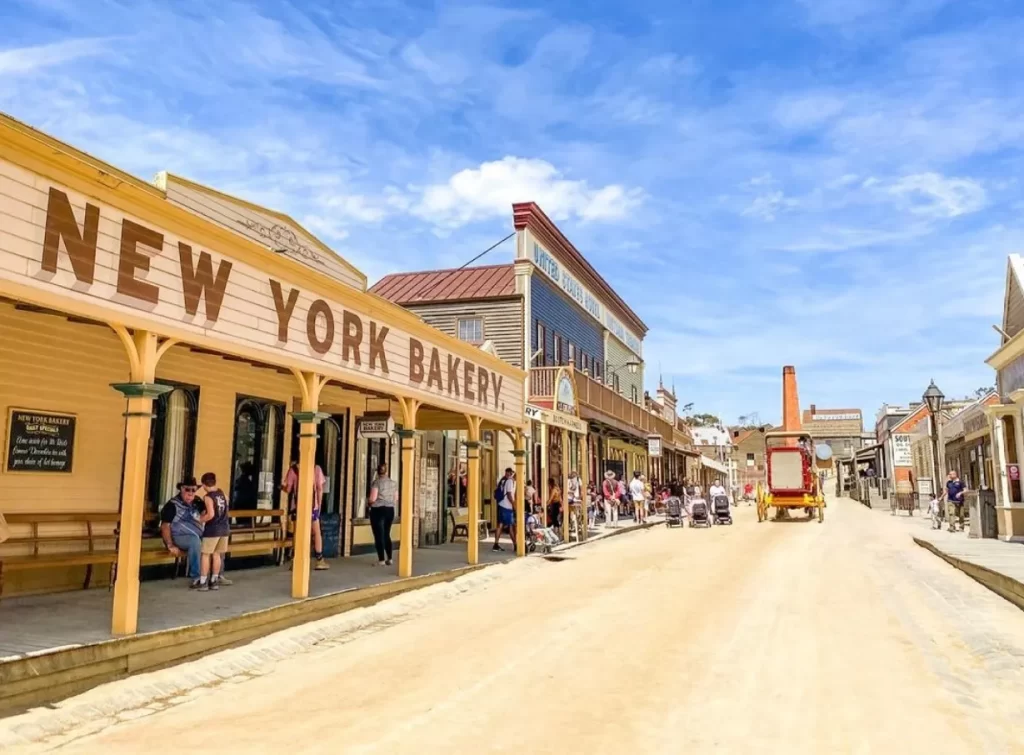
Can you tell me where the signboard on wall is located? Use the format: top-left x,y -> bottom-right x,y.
556,373 -> 577,415
5,409 -> 77,473
647,435 -> 663,458
0,171 -> 524,427
1009,463 -> 1020,482
891,433 -> 912,466
531,242 -> 642,357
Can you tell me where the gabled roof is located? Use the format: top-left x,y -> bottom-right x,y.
1002,254 -> 1024,344
370,264 -> 517,305
154,172 -> 368,291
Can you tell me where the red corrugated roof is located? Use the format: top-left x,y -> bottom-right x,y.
369,264 -> 517,304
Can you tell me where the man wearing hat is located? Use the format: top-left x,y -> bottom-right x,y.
159,476 -> 206,589
601,470 -> 619,528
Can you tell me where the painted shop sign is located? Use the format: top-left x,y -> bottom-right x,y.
891,433 -> 912,467
524,404 -> 588,434
0,167 -> 522,424
5,409 -> 76,473
647,435 -> 663,458
531,242 -> 642,357
357,415 -> 394,439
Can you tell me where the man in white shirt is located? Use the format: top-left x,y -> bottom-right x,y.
493,468 -> 517,552
709,479 -> 728,503
629,471 -> 647,524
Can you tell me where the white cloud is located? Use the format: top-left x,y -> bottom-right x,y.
0,38 -> 109,75
322,194 -> 389,223
741,191 -> 800,222
887,172 -> 986,218
413,157 -> 644,228
774,93 -> 846,130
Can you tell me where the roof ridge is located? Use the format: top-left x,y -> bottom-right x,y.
372,262 -> 514,284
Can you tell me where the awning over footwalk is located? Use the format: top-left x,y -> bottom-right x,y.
699,455 -> 728,474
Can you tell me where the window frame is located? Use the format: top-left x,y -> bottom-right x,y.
535,321 -> 547,365
457,316 -> 484,345
553,332 -> 562,366
568,342 -> 576,368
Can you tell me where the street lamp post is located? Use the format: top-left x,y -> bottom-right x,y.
923,379 -> 945,499
606,358 -> 641,377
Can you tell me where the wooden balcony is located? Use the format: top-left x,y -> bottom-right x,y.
529,366 -> 681,444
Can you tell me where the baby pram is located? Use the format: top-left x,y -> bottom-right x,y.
688,497 -> 711,528
665,496 -> 684,527
526,514 -> 561,553
712,495 -> 732,525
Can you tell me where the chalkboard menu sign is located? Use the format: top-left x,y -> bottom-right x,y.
5,409 -> 77,473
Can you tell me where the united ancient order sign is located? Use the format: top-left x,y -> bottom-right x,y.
0,159 -> 523,426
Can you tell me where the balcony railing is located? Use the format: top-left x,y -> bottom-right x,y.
529,365 -> 681,443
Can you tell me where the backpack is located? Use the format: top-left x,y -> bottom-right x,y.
494,479 -> 507,504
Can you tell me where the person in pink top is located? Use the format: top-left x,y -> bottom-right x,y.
282,461 -> 329,571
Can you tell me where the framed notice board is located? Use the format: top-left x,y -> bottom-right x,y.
5,408 -> 77,473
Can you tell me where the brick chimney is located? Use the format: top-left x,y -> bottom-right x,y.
781,365 -> 802,447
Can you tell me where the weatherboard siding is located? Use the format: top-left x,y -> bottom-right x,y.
530,275 -> 604,371
403,298 -> 524,369
0,159 -> 523,424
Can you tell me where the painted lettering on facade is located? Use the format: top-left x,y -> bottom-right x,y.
27,185 -> 510,414
532,242 -> 640,356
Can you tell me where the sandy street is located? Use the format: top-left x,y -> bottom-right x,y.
19,496 -> 1024,754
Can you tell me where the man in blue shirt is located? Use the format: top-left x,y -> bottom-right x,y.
945,470 -> 966,532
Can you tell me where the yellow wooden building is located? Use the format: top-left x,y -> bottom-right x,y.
0,113 -> 528,634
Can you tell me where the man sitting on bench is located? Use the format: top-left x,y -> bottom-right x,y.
160,477 -> 205,588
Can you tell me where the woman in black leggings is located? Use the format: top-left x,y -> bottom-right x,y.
368,464 -> 397,566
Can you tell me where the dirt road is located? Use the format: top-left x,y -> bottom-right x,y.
18,497 -> 1024,754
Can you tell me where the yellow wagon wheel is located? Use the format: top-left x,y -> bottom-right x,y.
756,485 -> 768,523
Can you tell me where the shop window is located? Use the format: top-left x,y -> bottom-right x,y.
553,333 -> 562,365
631,385 -> 639,404
582,353 -> 590,375
146,382 -> 199,519
231,396 -> 285,509
568,342 -> 576,368
535,321 -> 547,365
457,317 -> 483,344
613,373 -> 621,393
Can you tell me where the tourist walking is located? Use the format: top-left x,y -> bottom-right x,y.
492,467 -> 516,551
602,471 -> 619,528
629,471 -> 646,524
368,463 -> 398,566
944,470 -> 966,532
282,461 -> 329,571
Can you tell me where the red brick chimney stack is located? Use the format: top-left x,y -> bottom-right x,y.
781,365 -> 802,447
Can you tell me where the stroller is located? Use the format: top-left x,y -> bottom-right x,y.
526,512 -> 560,553
689,497 -> 711,528
665,496 -> 684,528
712,495 -> 732,525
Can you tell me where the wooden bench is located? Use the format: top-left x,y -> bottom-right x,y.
0,512 -> 119,597
229,509 -> 290,563
448,509 -> 489,543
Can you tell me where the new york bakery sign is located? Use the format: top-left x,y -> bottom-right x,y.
532,242 -> 642,356
6,181 -> 517,419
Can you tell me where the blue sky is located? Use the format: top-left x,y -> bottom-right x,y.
2,0 -> 1023,426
